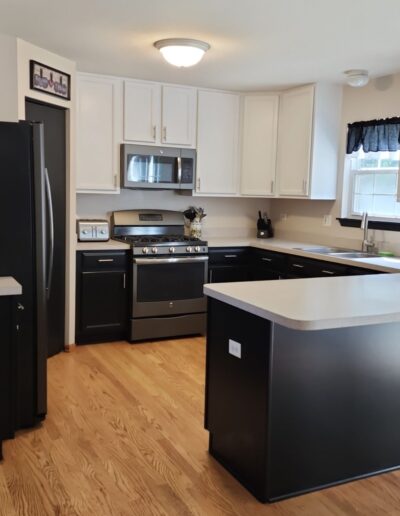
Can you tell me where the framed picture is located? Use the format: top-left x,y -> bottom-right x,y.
30,60 -> 71,100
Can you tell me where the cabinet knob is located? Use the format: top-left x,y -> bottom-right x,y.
17,303 -> 25,311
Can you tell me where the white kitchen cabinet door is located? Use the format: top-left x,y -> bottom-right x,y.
162,85 -> 196,147
124,80 -> 161,143
240,95 -> 279,196
276,85 -> 314,197
76,74 -> 122,193
196,90 -> 240,195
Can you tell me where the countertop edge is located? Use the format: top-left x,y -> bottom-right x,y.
0,277 -> 23,296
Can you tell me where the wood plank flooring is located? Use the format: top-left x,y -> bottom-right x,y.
1,338 -> 400,515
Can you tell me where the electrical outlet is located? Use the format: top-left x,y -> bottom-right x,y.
323,215 -> 332,226
228,339 -> 242,359
281,213 -> 288,221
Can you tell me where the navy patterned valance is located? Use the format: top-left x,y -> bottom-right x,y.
346,117 -> 400,154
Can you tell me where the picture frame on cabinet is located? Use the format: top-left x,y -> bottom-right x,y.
30,60 -> 71,100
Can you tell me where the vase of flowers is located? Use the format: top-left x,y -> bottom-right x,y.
183,206 -> 207,239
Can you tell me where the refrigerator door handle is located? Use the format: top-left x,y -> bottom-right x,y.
44,167 -> 54,299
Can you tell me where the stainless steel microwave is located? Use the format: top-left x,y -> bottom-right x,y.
121,144 -> 196,190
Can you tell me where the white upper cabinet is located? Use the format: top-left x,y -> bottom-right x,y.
275,83 -> 342,199
76,73 -> 122,193
124,81 -> 196,147
161,86 -> 196,147
124,80 -> 161,144
196,90 -> 240,195
240,95 -> 279,196
276,85 -> 314,197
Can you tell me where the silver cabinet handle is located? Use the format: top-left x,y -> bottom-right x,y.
261,257 -> 272,262
224,254 -> 238,258
271,180 -> 274,193
177,156 -> 182,184
17,303 -> 25,311
302,179 -> 308,194
153,125 -> 156,140
97,258 -> 114,263
163,126 -> 167,141
292,263 -> 304,268
209,269 -> 213,283
196,177 -> 201,191
322,270 -> 335,275
123,273 -> 126,288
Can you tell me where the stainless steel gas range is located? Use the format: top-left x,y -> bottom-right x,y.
111,209 -> 208,342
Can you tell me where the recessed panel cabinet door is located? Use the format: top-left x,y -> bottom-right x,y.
162,85 -> 196,147
76,74 -> 122,192
124,80 -> 161,143
241,95 -> 279,196
196,90 -> 240,195
276,85 -> 314,197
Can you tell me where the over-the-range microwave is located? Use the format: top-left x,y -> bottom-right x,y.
120,144 -> 196,190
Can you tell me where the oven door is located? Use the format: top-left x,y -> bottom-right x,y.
132,256 -> 208,318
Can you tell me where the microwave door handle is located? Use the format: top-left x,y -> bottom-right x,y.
44,167 -> 55,299
177,156 -> 182,185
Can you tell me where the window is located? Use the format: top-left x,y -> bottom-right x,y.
347,149 -> 400,220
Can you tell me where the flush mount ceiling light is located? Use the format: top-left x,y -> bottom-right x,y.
154,38 -> 210,68
344,69 -> 369,88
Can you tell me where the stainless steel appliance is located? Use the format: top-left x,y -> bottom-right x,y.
120,144 -> 196,190
111,209 -> 208,341
77,219 -> 110,242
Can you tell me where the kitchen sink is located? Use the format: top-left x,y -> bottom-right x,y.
328,251 -> 379,259
294,246 -> 352,254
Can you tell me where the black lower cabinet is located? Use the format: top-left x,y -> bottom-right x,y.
76,251 -> 129,343
0,296 -> 17,460
206,298 -> 400,502
208,247 -> 250,283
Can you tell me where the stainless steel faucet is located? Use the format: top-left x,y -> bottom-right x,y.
361,212 -> 377,253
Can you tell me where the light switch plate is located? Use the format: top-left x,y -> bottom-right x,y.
228,339 -> 242,359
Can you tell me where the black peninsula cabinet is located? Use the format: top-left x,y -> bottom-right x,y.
75,251 -> 129,343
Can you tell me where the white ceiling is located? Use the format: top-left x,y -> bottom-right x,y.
1,0 -> 400,91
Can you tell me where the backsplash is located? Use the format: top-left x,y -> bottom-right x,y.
77,190 -> 271,239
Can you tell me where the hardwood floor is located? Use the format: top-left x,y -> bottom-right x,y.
1,338 -> 400,515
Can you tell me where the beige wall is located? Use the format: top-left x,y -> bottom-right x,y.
270,74 -> 400,253
0,33 -> 18,121
17,39 -> 77,346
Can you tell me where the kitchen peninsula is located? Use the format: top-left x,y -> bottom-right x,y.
204,274 -> 400,502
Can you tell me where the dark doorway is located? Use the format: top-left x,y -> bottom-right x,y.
25,99 -> 66,357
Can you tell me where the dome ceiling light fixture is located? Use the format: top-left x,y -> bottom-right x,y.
154,38 -> 210,68
344,69 -> 369,88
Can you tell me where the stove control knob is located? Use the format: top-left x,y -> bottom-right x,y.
195,246 -> 201,253
142,247 -> 149,254
169,247 -> 175,254
186,246 -> 193,253
151,247 -> 158,254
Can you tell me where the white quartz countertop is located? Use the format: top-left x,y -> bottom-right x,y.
204,273 -> 400,331
0,277 -> 22,296
76,239 -> 130,251
208,237 -> 400,273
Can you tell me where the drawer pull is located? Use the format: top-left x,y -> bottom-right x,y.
97,258 -> 114,263
261,257 -> 272,262
322,270 -> 335,275
224,254 -> 238,258
292,263 -> 304,268
123,273 -> 126,289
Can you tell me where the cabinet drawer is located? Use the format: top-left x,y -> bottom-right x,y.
287,256 -> 347,277
208,247 -> 249,265
252,249 -> 288,273
79,251 -> 128,271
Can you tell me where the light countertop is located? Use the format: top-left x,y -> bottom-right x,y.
0,277 -> 22,296
204,273 -> 400,331
75,237 -> 400,273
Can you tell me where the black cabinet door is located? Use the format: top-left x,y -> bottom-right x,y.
209,266 -> 249,283
76,250 -> 129,344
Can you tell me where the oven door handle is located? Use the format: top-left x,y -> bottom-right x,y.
134,256 -> 209,265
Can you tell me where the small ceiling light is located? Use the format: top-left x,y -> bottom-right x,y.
344,69 -> 369,88
154,38 -> 210,68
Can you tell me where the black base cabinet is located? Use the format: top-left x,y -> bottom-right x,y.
206,298 -> 400,502
76,251 -> 129,344
208,248 -> 250,283
0,296 -> 17,460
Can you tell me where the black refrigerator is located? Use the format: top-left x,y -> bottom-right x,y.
0,121 -> 49,428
